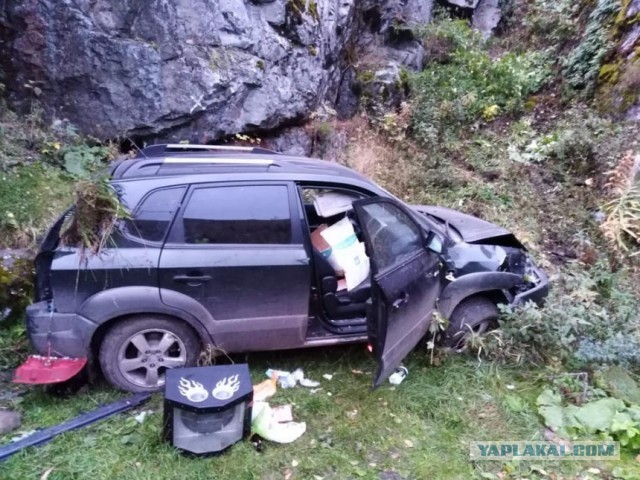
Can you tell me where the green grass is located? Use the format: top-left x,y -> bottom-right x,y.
1,346 -> 639,479
0,162 -> 75,248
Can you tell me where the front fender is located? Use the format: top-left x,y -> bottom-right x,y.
437,272 -> 522,319
77,286 -> 214,345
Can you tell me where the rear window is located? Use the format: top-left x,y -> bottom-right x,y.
181,185 -> 291,244
123,187 -> 185,242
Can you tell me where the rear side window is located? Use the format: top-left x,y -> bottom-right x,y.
181,185 -> 291,244
124,187 -> 185,242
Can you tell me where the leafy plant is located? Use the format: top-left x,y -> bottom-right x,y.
562,0 -> 619,95
62,144 -> 112,178
521,0 -> 581,46
537,385 -> 640,452
481,263 -> 638,364
0,258 -> 34,324
411,19 -> 550,146
576,333 -> 640,367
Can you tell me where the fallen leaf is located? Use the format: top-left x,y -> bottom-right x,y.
352,369 -> 363,375
322,374 -> 333,381
40,468 -> 54,480
404,439 -> 414,448
587,467 -> 601,474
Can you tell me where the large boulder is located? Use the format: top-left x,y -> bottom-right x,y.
4,0 -> 511,139
1,0 -> 358,140
472,0 -> 501,39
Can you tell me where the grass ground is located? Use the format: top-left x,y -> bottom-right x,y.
3,346 -> 639,480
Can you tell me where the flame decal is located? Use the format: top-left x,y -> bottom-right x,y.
178,377 -> 209,403
212,374 -> 240,400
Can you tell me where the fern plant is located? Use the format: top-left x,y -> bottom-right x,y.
600,150 -> 640,260
600,151 -> 640,257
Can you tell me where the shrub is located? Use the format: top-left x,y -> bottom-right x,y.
0,258 -> 34,324
562,0 -> 619,95
522,0 -> 581,45
576,333 -> 640,367
411,19 -> 550,146
482,263 -> 639,364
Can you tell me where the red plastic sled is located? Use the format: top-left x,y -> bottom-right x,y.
14,355 -> 87,384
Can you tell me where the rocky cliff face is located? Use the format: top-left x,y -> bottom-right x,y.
0,0 -> 499,142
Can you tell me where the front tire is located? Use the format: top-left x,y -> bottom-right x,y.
99,316 -> 200,392
442,297 -> 498,351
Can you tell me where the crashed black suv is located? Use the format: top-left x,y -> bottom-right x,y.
25,144 -> 548,392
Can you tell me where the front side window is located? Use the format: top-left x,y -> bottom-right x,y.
357,202 -> 423,271
124,187 -> 185,242
181,185 -> 291,244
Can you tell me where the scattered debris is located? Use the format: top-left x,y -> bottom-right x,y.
10,430 -> 35,443
299,377 -> 320,388
322,374 -> 333,381
133,410 -> 153,424
272,405 -> 294,423
506,384 -> 516,390
251,402 -> 306,444
389,367 -> 408,385
404,439 -> 414,448
264,368 -> 320,389
40,467 -> 54,480
0,410 -> 21,435
253,377 -> 277,402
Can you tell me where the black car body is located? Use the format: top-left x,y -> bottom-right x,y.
25,144 -> 548,392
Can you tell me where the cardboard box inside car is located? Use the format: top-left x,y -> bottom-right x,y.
318,218 -> 370,291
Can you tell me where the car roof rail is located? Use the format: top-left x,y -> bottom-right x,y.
162,157 -> 276,165
135,143 -> 280,158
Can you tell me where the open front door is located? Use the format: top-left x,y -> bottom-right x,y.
353,198 -> 442,388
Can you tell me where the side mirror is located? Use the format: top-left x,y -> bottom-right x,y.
425,232 -> 443,254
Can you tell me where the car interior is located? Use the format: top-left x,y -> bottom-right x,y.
300,187 -> 372,320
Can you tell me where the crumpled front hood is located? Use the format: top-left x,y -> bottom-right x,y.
412,205 -> 523,248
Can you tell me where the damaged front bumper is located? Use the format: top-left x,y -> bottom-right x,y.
511,264 -> 549,307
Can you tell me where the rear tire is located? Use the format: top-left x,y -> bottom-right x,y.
99,316 -> 200,392
442,297 -> 498,351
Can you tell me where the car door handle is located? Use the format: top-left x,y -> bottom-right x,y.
173,274 -> 212,284
392,292 -> 410,310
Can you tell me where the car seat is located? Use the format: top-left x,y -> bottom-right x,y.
312,249 -> 371,319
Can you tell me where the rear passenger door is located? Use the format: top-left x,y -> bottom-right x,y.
159,182 -> 311,352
